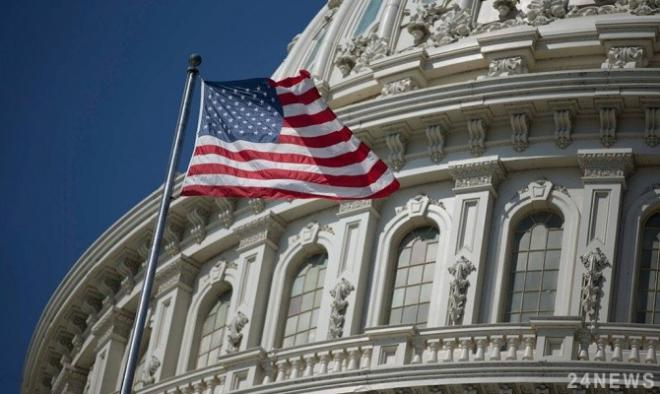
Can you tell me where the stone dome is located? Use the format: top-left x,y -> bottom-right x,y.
24,1 -> 660,393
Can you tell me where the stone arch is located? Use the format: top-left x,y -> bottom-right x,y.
366,194 -> 452,327
490,180 -> 580,322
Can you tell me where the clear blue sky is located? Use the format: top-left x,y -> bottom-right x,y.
0,1 -> 324,390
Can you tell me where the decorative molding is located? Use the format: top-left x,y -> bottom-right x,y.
380,77 -> 418,97
448,156 -> 506,194
467,119 -> 487,156
526,0 -> 569,25
186,206 -> 209,244
403,2 -> 472,49
385,132 -> 408,171
425,124 -> 447,163
394,194 -> 443,217
553,109 -> 574,149
214,198 -> 235,228
234,213 -> 286,252
579,247 -> 610,327
329,278 -> 355,339
337,199 -> 380,217
335,33 -> 389,77
226,311 -> 249,353
447,256 -> 476,325
91,307 -> 134,348
601,46 -> 648,69
140,356 -> 161,386
248,198 -> 265,215
163,215 -> 185,257
510,113 -> 530,152
116,249 -> 140,292
154,256 -> 200,296
509,179 -> 570,206
644,107 -> 660,147
486,56 -> 527,78
576,149 -> 634,185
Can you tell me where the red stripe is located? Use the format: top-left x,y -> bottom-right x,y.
194,142 -> 371,167
187,160 -> 389,188
278,127 -> 352,148
278,87 -> 321,105
283,107 -> 336,128
181,178 -> 400,200
271,73 -> 308,88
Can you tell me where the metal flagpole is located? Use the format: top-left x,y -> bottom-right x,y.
119,53 -> 202,394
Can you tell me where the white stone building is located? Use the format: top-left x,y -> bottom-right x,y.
23,0 -> 660,393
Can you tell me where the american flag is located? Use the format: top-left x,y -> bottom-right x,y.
181,70 -> 399,200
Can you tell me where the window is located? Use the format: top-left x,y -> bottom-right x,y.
388,226 -> 438,326
197,290 -> 232,368
505,212 -> 563,322
636,212 -> 660,324
282,253 -> 327,348
354,0 -> 383,36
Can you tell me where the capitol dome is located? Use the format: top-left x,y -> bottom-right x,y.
24,0 -> 660,393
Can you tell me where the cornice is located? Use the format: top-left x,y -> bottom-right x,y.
233,212 -> 286,252
448,156 -> 507,195
577,148 -> 635,186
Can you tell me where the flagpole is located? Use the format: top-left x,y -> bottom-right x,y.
119,53 -> 201,394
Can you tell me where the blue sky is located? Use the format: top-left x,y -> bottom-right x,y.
0,1 -> 324,390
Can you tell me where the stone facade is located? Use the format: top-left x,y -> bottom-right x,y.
24,1 -> 660,393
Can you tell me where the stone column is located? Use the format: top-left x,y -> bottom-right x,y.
440,156 -> 505,325
572,149 -> 634,322
88,307 -> 133,394
234,213 -> 286,350
334,200 -> 381,337
148,256 -> 200,381
377,0 -> 404,41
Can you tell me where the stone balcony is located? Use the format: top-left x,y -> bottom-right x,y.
134,319 -> 659,394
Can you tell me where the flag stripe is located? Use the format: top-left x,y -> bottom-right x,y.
278,87 -> 321,106
182,169 -> 398,199
196,134 -> 362,158
187,159 -> 388,187
277,127 -> 352,148
194,141 -> 371,167
283,106 -> 336,128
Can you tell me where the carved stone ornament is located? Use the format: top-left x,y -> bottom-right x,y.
472,0 -> 525,35
214,198 -> 235,228
380,77 -> 418,97
186,207 -> 208,244
567,0 -> 658,17
510,113 -> 530,152
577,149 -> 634,183
429,5 -> 472,46
329,278 -> 355,338
154,256 -> 200,295
209,260 -> 230,284
526,0 -> 569,25
290,221 -> 330,246
403,0 -> 472,49
553,109 -> 573,149
425,124 -> 447,163
385,132 -> 407,171
335,33 -> 389,77
226,311 -> 249,353
579,247 -> 610,326
233,213 -> 286,252
645,107 -> 660,147
508,179 -> 569,205
448,157 -> 507,193
601,46 -> 648,69
467,118 -> 487,156
447,256 -> 476,325
406,0 -> 456,45
141,356 -> 161,385
487,56 -> 528,78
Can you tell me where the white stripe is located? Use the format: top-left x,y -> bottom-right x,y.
281,96 -> 327,117
279,117 -> 345,138
190,149 -> 381,176
275,78 -> 316,96
182,169 -> 397,199
196,135 -> 363,159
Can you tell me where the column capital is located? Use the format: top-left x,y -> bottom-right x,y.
91,307 -> 134,348
337,199 -> 381,217
154,255 -> 201,296
448,156 -> 506,195
577,148 -> 634,186
234,212 -> 286,252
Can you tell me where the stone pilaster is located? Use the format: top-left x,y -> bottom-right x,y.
89,307 -> 133,394
572,149 -> 634,322
442,156 -> 505,324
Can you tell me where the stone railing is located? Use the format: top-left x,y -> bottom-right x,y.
137,320 -> 659,394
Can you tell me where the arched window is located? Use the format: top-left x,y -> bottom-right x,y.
388,226 -> 439,326
636,212 -> 660,323
282,253 -> 327,348
505,212 -> 563,322
196,290 -> 232,368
